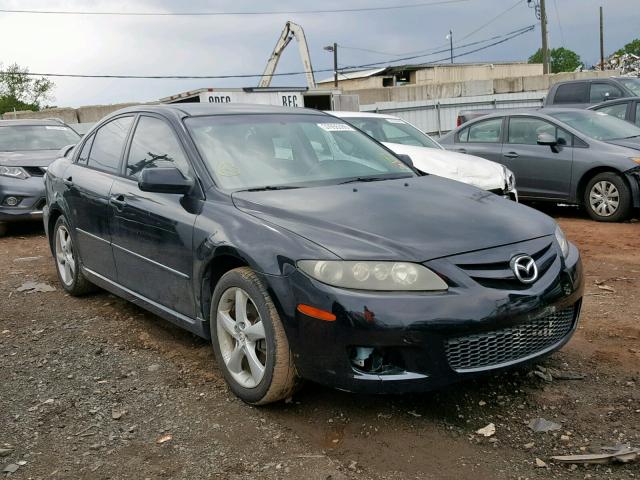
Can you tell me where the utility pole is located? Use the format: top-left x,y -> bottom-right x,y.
449,30 -> 454,63
324,43 -> 338,87
540,0 -> 549,74
599,6 -> 605,70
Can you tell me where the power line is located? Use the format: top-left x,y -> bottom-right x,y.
0,25 -> 534,81
339,23 -> 531,58
458,0 -> 524,41
552,0 -> 565,46
0,0 -> 474,17
337,0 -> 524,58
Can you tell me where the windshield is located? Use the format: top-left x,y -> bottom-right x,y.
0,125 -> 80,151
548,110 -> 640,141
616,77 -> 640,96
343,116 -> 441,149
185,114 -> 415,190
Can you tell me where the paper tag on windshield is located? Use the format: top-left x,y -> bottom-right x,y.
45,126 -> 67,130
386,118 -> 406,124
318,123 -> 354,132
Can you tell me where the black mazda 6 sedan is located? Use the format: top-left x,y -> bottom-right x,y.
43,104 -> 583,404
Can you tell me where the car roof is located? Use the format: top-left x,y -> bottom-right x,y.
115,103 -> 325,118
0,118 -> 72,127
588,96 -> 640,109
329,111 -> 399,120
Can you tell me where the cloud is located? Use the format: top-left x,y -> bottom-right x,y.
0,0 -> 636,107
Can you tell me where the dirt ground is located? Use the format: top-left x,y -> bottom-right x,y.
1,207 -> 639,480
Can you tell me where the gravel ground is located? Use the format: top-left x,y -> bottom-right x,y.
1,208 -> 639,479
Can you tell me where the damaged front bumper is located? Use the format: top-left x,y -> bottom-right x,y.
264,239 -> 583,394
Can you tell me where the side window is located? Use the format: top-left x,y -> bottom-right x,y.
467,118 -> 503,143
457,127 -> 469,143
76,134 -> 94,165
594,102 -> 628,120
508,117 -> 573,146
636,103 -> 640,127
590,83 -> 623,103
87,117 -> 133,174
554,83 -> 589,104
126,116 -> 191,179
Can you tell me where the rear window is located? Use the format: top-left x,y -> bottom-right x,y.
0,125 -> 80,151
553,83 -> 589,104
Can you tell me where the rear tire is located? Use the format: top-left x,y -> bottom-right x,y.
584,172 -> 631,222
53,216 -> 95,295
210,267 -> 299,405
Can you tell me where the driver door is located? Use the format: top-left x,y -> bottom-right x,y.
502,116 -> 574,200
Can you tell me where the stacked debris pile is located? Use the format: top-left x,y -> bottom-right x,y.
600,53 -> 640,76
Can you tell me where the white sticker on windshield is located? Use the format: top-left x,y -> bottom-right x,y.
385,118 -> 406,124
45,126 -> 67,130
318,123 -> 355,132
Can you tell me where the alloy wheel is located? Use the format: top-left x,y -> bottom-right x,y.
216,287 -> 267,388
55,225 -> 76,286
589,180 -> 619,217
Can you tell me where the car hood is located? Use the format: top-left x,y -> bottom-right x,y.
382,142 -> 506,191
605,137 -> 640,151
232,176 -> 554,262
0,150 -> 60,167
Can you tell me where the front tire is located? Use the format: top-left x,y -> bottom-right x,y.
210,267 -> 298,405
0,223 -> 7,237
53,216 -> 94,295
584,172 -> 631,222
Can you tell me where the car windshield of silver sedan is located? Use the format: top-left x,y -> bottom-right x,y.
549,110 -> 640,141
186,114 -> 415,190
345,116 -> 441,149
0,125 -> 80,151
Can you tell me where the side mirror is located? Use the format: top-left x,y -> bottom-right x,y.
603,92 -> 610,101
138,167 -> 194,194
536,133 -> 557,146
59,144 -> 76,158
396,153 -> 414,168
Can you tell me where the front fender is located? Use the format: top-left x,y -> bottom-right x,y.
192,196 -> 339,320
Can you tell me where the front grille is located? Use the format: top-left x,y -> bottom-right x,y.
445,306 -> 575,372
456,241 -> 557,290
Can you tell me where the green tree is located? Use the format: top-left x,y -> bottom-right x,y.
614,38 -> 640,57
528,47 -> 582,73
0,63 -> 54,115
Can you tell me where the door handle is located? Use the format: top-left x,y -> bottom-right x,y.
503,152 -> 520,158
63,176 -> 73,186
110,194 -> 127,209
456,148 -> 467,154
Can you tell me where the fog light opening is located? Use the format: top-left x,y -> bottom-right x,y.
3,196 -> 20,207
349,346 -> 404,375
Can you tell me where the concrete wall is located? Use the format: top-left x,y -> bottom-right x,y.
2,103 -> 140,124
348,70 -> 619,105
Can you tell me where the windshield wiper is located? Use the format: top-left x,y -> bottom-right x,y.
339,175 -> 409,185
238,185 -> 302,192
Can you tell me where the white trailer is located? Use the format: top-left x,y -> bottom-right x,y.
159,87 -> 359,111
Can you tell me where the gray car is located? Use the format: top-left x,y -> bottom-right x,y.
544,77 -> 640,109
0,119 -> 80,236
439,108 -> 640,222
589,97 -> 640,127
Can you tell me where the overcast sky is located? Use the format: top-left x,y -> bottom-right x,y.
0,0 -> 637,108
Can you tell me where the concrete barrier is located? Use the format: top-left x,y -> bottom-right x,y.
2,107 -> 79,123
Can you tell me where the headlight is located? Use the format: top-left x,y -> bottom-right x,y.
0,166 -> 30,179
297,260 -> 448,291
503,166 -> 516,191
554,226 -> 569,259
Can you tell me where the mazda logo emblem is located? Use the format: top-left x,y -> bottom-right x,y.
510,255 -> 538,284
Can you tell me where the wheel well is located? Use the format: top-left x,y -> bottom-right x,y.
47,207 -> 63,253
201,255 -> 248,321
576,167 -> 624,205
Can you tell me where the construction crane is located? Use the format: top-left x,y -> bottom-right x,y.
259,21 -> 317,89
